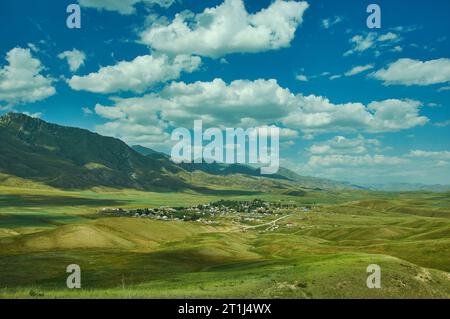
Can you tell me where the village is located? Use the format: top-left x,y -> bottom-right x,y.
100,199 -> 314,227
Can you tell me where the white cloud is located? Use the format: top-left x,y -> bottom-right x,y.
344,64 -> 374,77
366,99 -> 428,131
140,0 -> 309,58
68,54 -> 201,93
295,74 -> 308,82
82,107 -> 93,115
438,86 -> 450,92
434,120 -> 450,127
92,78 -> 428,149
0,47 -> 55,107
95,104 -> 127,119
378,32 -> 398,42
22,111 -> 43,118
308,135 -> 380,155
96,119 -> 171,149
78,0 -> 175,15
58,49 -> 86,72
391,45 -> 403,53
408,150 -> 450,160
300,153 -> 413,184
285,97 -> 428,133
95,78 -> 295,129
299,136 -> 412,184
27,43 -> 39,53
344,33 -> 376,55
295,138 -> 450,185
372,58 -> 450,86
299,152 -> 450,185
329,74 -> 341,80
307,154 -> 407,168
344,32 -> 400,56
327,64 -> 374,80
321,16 -> 342,29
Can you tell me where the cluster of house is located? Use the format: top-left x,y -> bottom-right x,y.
100,206 -> 202,222
100,199 -> 313,224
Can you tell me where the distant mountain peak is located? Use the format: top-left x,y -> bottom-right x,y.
1,112 -> 37,123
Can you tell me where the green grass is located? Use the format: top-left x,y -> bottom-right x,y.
0,185 -> 449,299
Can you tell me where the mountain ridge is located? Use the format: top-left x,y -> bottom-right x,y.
0,112 -> 188,191
0,113 -> 356,192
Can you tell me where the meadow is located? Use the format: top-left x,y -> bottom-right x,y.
0,181 -> 449,299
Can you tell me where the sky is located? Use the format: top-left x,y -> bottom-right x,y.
0,0 -> 449,185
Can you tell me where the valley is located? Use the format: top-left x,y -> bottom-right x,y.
0,184 -> 449,299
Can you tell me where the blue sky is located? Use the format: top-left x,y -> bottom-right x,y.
0,0 -> 449,185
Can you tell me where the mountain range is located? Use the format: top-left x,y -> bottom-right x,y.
3,112 -> 431,193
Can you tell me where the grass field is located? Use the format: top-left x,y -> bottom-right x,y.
0,183 -> 449,299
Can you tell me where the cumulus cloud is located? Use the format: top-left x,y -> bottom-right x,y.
0,47 -> 55,107
308,135 -> 380,155
366,99 -> 428,131
344,64 -> 374,76
285,97 -> 428,133
58,49 -> 86,72
95,78 -> 294,129
91,78 -> 429,149
372,58 -> 450,86
68,54 -> 201,93
78,0 -> 175,15
140,0 -> 309,58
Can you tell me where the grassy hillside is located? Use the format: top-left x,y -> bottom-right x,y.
0,185 -> 448,299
